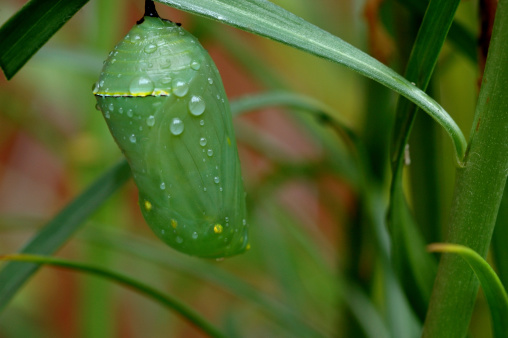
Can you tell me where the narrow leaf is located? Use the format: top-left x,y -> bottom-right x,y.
0,160 -> 130,312
387,0 -> 460,318
0,0 -> 89,79
0,254 -> 225,338
156,0 -> 466,163
428,243 -> 508,338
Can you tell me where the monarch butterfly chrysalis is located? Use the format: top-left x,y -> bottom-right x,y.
92,1 -> 249,258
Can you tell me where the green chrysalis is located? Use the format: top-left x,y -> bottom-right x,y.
93,3 -> 249,258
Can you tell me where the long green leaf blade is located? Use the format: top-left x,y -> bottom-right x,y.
387,0 -> 460,319
0,0 -> 89,79
0,160 -> 130,312
0,254 -> 225,338
428,244 -> 508,338
156,0 -> 466,163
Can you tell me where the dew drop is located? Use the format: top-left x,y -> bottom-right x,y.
192,232 -> 198,239
160,182 -> 166,190
243,219 -> 247,226
146,115 -> 155,127
203,187 -> 207,192
207,149 -> 213,156
214,176 -> 220,183
199,120 -> 205,126
130,34 -> 141,43
108,103 -> 114,111
219,187 -> 223,192
172,79 -> 189,97
170,118 -> 184,135
190,60 -> 201,70
188,96 -> 206,116
95,103 -> 101,111
130,76 -> 154,94
208,77 -> 214,85
129,134 -> 136,143
144,43 -> 157,54
127,109 -> 133,117
176,236 -> 183,244
118,107 -> 123,114
104,111 -> 110,119
199,137 -> 207,146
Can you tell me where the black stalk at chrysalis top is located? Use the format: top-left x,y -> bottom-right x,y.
137,0 -> 159,24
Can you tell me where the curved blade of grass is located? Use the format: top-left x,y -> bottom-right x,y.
428,244 -> 508,338
386,0 -> 460,319
0,160 -> 130,312
231,91 -> 361,185
156,0 -> 466,163
0,0 -> 89,79
231,91 -> 357,148
0,254 -> 225,338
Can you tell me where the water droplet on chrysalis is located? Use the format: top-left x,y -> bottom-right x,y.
170,118 -> 184,135
172,79 -> 189,97
146,115 -> 155,127
129,134 -> 136,143
199,137 -> 207,146
190,60 -> 201,70
130,76 -> 154,95
160,182 -> 166,190
144,43 -> 157,54
207,149 -> 213,156
188,96 -> 205,116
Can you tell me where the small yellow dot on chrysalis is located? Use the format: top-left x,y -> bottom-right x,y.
213,224 -> 223,234
226,137 -> 231,146
246,243 -> 251,251
171,219 -> 178,228
144,200 -> 152,211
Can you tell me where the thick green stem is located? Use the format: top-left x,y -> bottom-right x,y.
423,0 -> 508,336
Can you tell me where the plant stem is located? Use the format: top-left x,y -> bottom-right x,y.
422,0 -> 508,336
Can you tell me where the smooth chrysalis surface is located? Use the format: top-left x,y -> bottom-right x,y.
93,16 -> 249,258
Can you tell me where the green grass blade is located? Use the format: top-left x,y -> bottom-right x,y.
390,0 -> 461,168
156,0 -> 466,163
423,0 -> 508,334
397,0 -> 477,63
493,182 -> 508,287
0,160 -> 130,312
428,244 -> 508,338
0,0 -> 89,79
386,0 -> 460,318
0,254 -> 225,338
